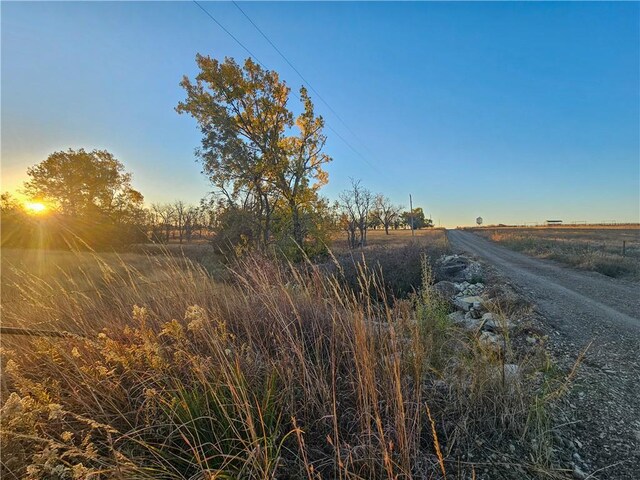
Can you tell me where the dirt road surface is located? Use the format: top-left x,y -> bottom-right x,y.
448,230 -> 640,479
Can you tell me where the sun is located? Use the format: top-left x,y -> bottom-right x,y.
24,201 -> 47,214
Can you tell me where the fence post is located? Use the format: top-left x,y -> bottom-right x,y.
622,240 -> 626,257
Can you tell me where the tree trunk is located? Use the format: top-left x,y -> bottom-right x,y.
291,203 -> 304,247
262,194 -> 271,250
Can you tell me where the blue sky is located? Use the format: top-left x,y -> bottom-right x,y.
2,1 -> 638,226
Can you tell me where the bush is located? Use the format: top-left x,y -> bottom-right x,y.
588,258 -> 636,278
209,207 -> 257,255
332,240 -> 449,299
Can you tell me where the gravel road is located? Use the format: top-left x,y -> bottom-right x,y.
448,230 -> 640,479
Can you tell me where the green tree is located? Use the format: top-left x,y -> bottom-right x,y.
24,148 -> 143,220
277,87 -> 331,247
23,149 -> 146,247
0,193 -> 29,247
402,207 -> 428,230
1,192 -> 22,215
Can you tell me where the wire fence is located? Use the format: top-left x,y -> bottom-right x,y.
486,222 -> 639,228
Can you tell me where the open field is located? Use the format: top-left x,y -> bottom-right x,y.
2,1 -> 637,477
1,229 -> 449,327
1,246 -> 224,333
331,227 -> 449,251
468,225 -> 640,279
1,231 -> 561,479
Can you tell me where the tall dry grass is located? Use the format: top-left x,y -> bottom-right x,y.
329,229 -> 450,299
2,250 -> 553,479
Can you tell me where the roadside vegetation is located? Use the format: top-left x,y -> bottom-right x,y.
1,235 -> 566,479
329,229 -> 449,299
471,226 -> 640,279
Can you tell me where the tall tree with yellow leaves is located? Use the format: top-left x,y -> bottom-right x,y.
177,55 -> 331,253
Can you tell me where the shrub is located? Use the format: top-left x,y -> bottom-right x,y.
332,240 -> 449,299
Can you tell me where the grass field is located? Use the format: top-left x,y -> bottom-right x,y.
331,227 -> 449,250
1,246 -> 222,333
470,225 -> 640,279
1,229 -> 449,327
1,230 -> 561,479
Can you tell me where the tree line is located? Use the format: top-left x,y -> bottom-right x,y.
1,56 -> 432,255
336,179 -> 433,249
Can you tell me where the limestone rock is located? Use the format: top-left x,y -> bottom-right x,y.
447,311 -> 467,325
481,312 -> 498,331
454,295 -> 483,312
433,280 -> 458,299
436,255 -> 483,283
479,331 -> 503,354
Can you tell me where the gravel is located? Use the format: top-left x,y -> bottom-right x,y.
448,230 -> 640,480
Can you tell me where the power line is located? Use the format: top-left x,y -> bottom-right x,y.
324,124 -> 378,171
191,1 -> 378,172
192,0 -> 266,69
232,1 -> 376,160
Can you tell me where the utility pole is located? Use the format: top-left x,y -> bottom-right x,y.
409,194 -> 414,236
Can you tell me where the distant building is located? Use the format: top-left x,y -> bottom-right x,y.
545,220 -> 563,226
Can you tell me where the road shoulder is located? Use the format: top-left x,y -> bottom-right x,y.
447,230 -> 640,479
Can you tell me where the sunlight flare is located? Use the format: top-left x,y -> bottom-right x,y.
24,201 -> 47,214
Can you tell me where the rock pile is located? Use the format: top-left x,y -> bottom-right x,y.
435,254 -> 483,283
434,253 -> 514,354
455,280 -> 484,297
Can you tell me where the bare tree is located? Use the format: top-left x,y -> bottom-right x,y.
172,201 -> 187,244
183,205 -> 199,243
371,194 -> 402,235
339,179 -> 372,249
151,203 -> 175,243
335,204 -> 358,250
193,206 -> 206,239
